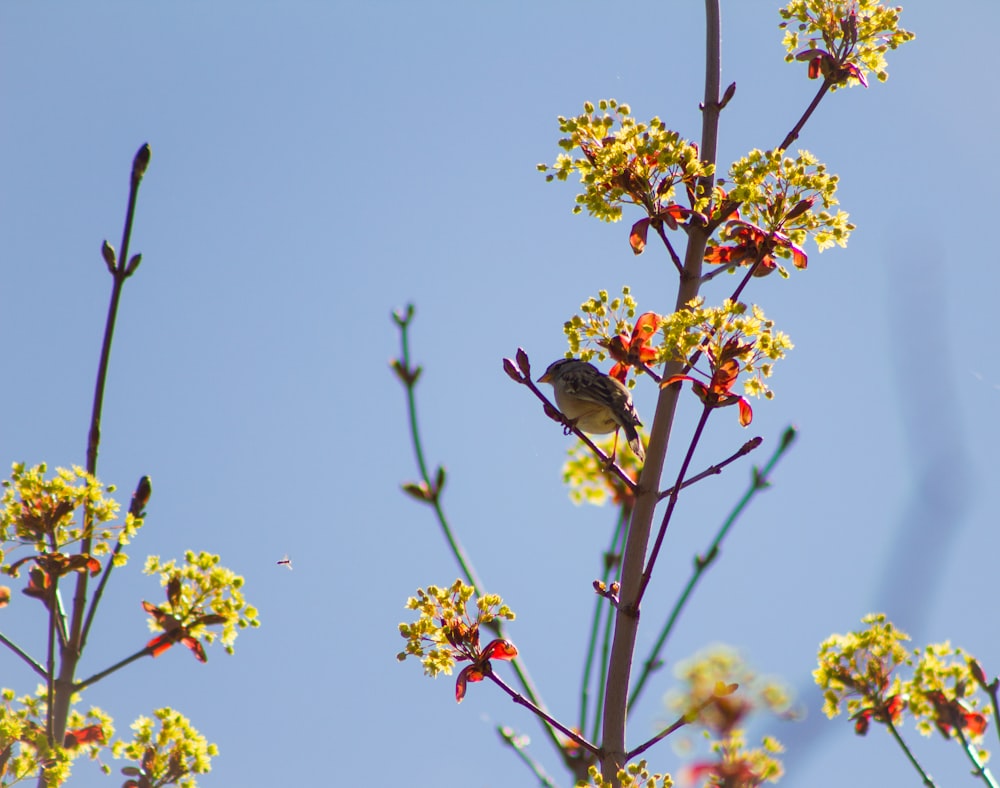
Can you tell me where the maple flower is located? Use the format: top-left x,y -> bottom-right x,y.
814,613 -> 911,728
704,219 -> 808,277
904,642 -> 991,743
599,311 -> 661,382
398,580 -> 517,703
663,337 -> 756,426
142,577 -> 228,663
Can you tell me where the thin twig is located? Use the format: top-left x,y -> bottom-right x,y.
74,645 -> 155,692
777,79 -> 832,153
625,699 -> 714,761
80,476 -> 151,650
635,405 -> 712,610
53,144 -> 149,748
656,436 -> 762,501
507,351 -> 638,493
0,632 -> 46,679
490,672 -> 600,756
885,718 -> 937,787
653,221 -> 684,275
629,427 -> 796,708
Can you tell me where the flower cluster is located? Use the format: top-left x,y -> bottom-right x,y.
112,707 -> 217,788
538,99 -> 712,224
780,0 -> 915,88
814,613 -> 910,729
562,436 -> 641,510
905,643 -> 989,742
397,580 -> 517,702
664,647 -> 789,787
143,551 -> 259,660
708,150 -> 853,278
580,759 -> 672,788
660,299 -> 793,425
666,645 -> 794,737
681,731 -> 784,788
562,288 -> 643,370
0,688 -> 113,785
1,463 -> 128,562
815,614 -> 991,750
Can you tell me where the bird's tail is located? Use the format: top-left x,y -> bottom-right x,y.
624,424 -> 645,461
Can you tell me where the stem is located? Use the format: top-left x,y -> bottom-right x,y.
885,719 -> 936,787
653,222 -> 684,275
80,540 -> 124,651
777,79 -> 832,153
0,632 -> 46,678
626,701 -> 710,761
656,435 -> 761,501
580,509 -> 627,740
81,479 -> 149,649
956,727 -> 999,788
490,672 -> 599,756
600,2 -> 722,781
74,646 -> 155,691
629,428 -> 795,708
497,726 -> 559,788
50,144 -> 149,749
635,405 -> 711,609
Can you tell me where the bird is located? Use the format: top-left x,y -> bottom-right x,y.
538,358 -> 645,461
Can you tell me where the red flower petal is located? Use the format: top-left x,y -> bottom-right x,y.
737,398 -> 753,427
483,639 -> 518,661
63,725 -> 104,749
630,218 -> 650,255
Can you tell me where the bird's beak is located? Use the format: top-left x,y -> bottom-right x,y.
538,372 -> 552,383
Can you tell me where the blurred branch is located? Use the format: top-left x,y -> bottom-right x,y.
497,726 -> 559,788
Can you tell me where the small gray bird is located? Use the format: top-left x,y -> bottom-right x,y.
538,358 -> 645,461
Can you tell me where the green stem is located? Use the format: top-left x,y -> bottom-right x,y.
0,633 -> 46,678
956,727 -> 999,788
885,719 -> 936,787
628,427 -> 795,708
74,646 -> 155,692
580,508 -> 627,739
497,726 -> 559,788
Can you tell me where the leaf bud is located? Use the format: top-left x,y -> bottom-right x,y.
101,240 -> 117,272
132,143 -> 151,182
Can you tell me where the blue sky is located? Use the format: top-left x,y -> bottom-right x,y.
2,2 -> 999,786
